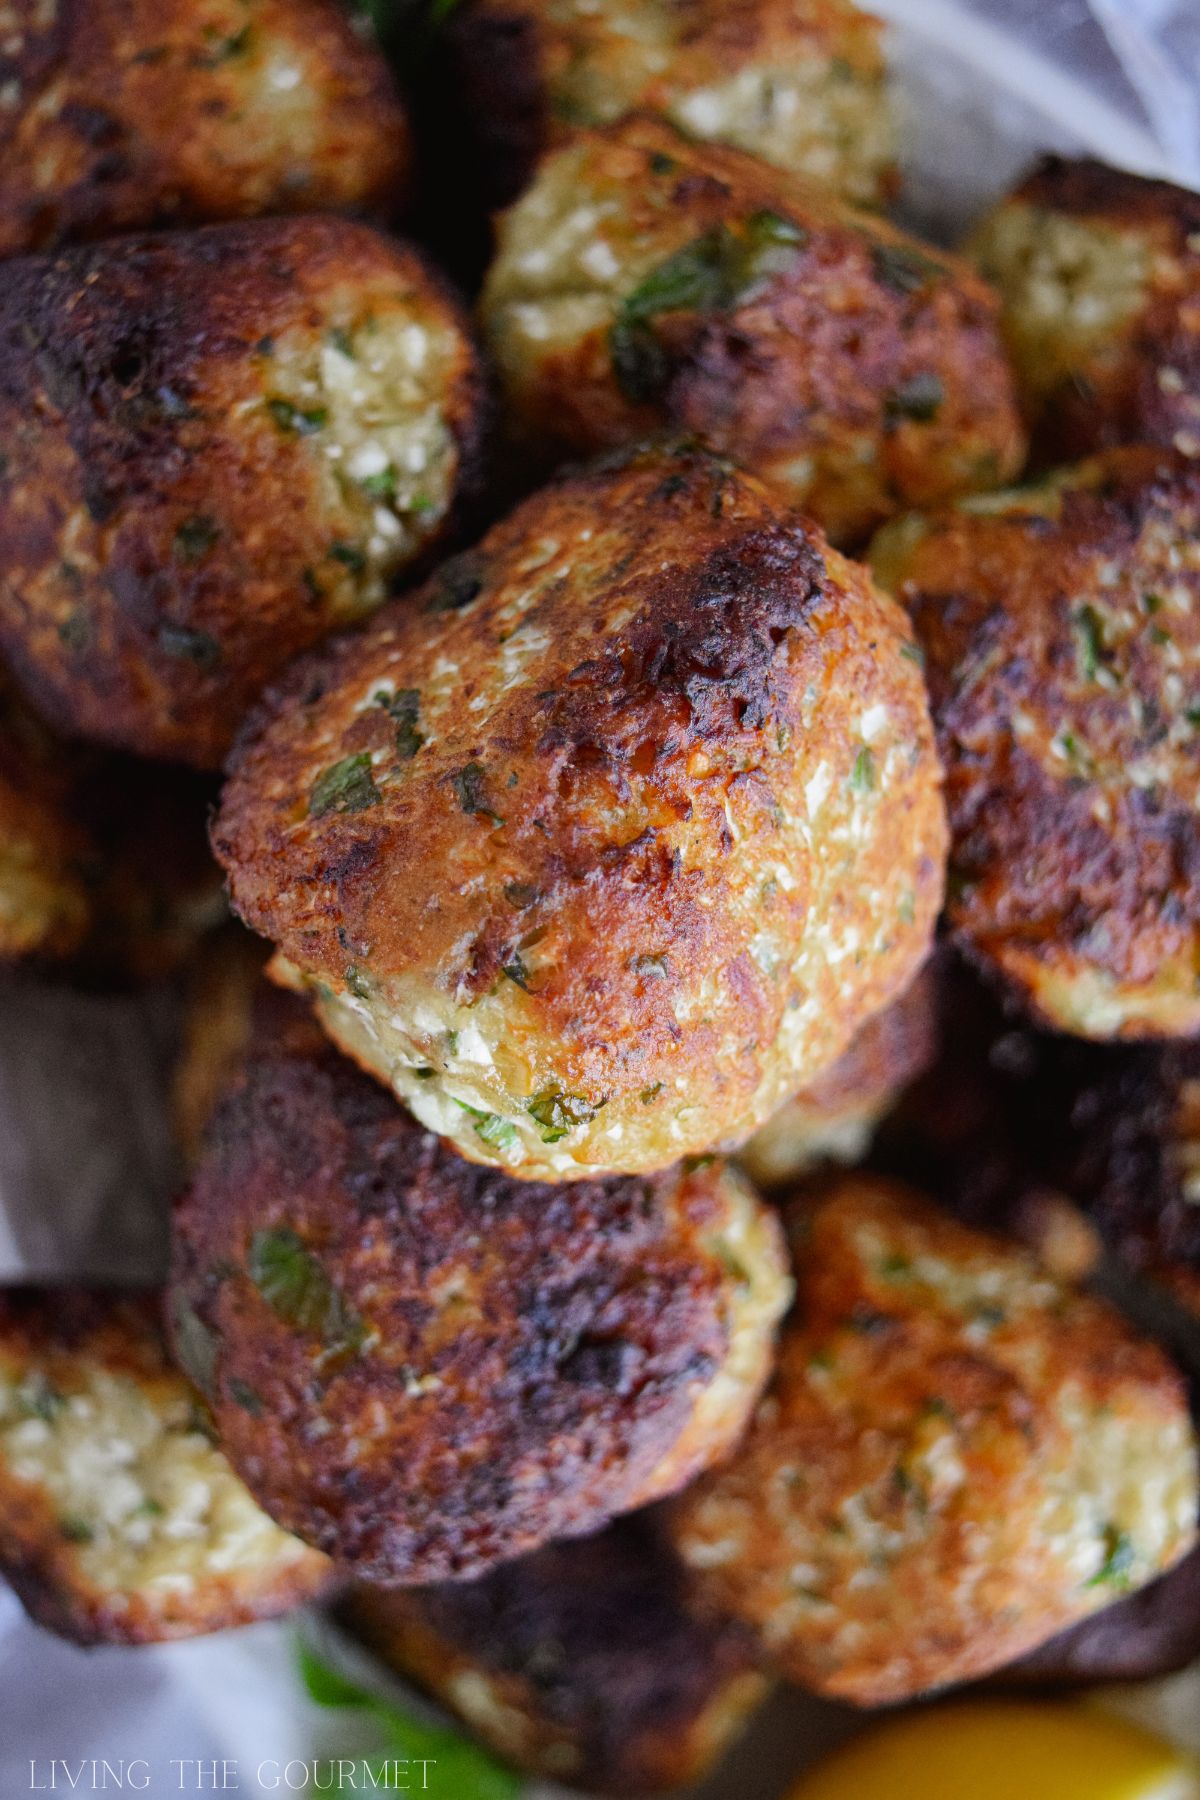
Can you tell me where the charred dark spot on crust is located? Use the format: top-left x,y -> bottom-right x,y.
340,1519 -> 764,1791
170,995 -> 754,1581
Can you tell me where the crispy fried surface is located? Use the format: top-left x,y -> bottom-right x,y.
215,443 -> 945,1179
666,1174 -> 1198,1705
482,117 -> 1024,545
740,965 -> 938,1187
873,447 -> 1200,1039
0,215 -> 486,767
445,0 -> 893,212
343,1518 -> 769,1793
970,155 -> 1200,465
0,0 -> 410,255
169,996 -> 791,1582
0,1287 -> 333,1645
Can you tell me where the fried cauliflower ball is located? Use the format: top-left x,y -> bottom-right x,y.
215,444 -> 946,1180
0,668 -> 92,964
0,215 -> 485,768
343,1518 -> 769,1792
872,448 -> 1200,1040
740,966 -> 937,1187
0,0 -> 410,257
0,1287 -> 334,1645
666,1174 -> 1199,1705
443,0 -> 894,213
481,117 -> 1025,545
169,994 -> 792,1583
969,156 -> 1200,466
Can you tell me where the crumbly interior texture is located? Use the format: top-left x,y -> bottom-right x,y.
969,202 -> 1150,403
538,0 -> 895,205
873,449 -> 1200,1039
668,1178 -> 1199,1704
261,301 -> 466,606
0,1296 -> 328,1642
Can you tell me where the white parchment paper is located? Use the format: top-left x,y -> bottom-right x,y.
3,3 -> 1200,1793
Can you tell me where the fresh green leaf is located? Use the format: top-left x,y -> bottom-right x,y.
309,753 -> 381,818
295,1641 -> 521,1798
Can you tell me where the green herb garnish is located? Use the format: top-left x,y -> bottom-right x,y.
453,1101 -> 518,1151
329,540 -> 366,572
609,211 -> 808,402
525,1089 -> 600,1143
1086,1524 -> 1136,1590
248,1228 -> 364,1354
375,686 -> 424,759
850,745 -> 876,791
173,514 -> 221,563
453,762 -> 503,825
309,754 -> 381,818
267,398 -> 328,436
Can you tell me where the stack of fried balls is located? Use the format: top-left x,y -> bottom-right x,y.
1,1 -> 1200,1793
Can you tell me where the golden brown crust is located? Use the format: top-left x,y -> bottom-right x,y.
0,215 -> 487,767
445,0 -> 893,211
343,1519 -> 769,1793
741,966 -> 938,1186
169,993 -> 791,1583
214,442 -> 945,1178
482,116 -> 1024,546
970,155 -> 1200,465
0,0 -> 410,255
876,447 -> 1200,1039
666,1174 -> 1198,1705
0,1287 -> 334,1645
